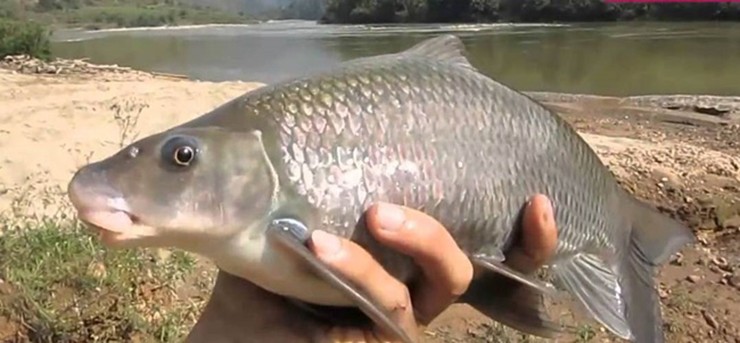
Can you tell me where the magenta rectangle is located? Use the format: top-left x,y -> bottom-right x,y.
606,0 -> 740,2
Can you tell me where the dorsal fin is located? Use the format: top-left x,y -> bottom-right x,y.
402,34 -> 476,71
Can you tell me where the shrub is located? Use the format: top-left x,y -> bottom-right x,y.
0,19 -> 52,60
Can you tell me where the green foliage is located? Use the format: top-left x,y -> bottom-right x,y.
0,19 -> 52,60
0,0 -> 23,19
279,0 -> 326,20
60,5 -> 250,29
0,0 -> 255,29
321,0 -> 740,23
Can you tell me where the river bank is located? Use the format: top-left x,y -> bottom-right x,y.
320,0 -> 740,24
0,58 -> 738,342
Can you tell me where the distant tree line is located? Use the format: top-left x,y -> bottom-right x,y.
0,0 -> 254,30
281,0 -> 327,19
320,0 -> 740,24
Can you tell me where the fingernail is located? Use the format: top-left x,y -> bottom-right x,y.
311,230 -> 342,257
376,203 -> 406,231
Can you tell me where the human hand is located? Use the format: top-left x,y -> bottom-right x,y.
186,195 -> 558,343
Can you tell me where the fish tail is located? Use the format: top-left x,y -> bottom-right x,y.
620,196 -> 695,342
551,194 -> 694,342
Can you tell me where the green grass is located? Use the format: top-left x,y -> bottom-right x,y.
56,5 -> 255,30
575,324 -> 597,342
0,217 -> 215,342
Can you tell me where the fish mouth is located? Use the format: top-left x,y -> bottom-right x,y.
75,207 -> 158,246
67,165 -> 159,246
78,209 -> 137,234
68,185 -> 156,246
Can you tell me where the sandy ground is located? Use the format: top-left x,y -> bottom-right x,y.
1,65 -> 739,342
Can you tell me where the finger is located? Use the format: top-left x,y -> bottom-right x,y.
308,230 -> 418,341
505,194 -> 558,273
364,203 -> 474,324
522,195 -> 558,265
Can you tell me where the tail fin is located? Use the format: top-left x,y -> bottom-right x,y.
628,197 -> 696,266
551,195 -> 695,342
622,197 -> 695,342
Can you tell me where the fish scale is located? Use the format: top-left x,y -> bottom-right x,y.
67,34 -> 695,343
269,58 -> 601,259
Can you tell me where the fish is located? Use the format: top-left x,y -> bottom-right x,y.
66,34 -> 695,343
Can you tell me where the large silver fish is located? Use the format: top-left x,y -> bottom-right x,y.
67,35 -> 694,342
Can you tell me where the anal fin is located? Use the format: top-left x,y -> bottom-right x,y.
471,254 -> 556,295
459,254 -> 561,338
551,253 -> 632,340
266,218 -> 413,343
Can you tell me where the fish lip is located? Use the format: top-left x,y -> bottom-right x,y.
77,208 -> 138,225
67,180 -> 136,235
70,195 -> 143,238
67,168 -> 153,244
76,208 -> 159,247
76,207 -> 136,234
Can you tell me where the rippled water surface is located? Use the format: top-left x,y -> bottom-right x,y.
52,20 -> 740,96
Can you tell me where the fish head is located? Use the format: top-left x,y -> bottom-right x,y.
67,126 -> 276,250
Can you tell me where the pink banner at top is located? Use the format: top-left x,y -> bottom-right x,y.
606,0 -> 740,2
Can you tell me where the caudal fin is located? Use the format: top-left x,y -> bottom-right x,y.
552,195 -> 695,342
621,197 -> 695,342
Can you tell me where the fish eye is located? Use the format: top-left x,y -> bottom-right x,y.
173,146 -> 195,166
161,135 -> 199,168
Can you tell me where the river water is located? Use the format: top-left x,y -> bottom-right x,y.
51,20 -> 740,96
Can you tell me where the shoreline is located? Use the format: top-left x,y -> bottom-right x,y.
7,54 -> 740,105
51,21 -> 270,35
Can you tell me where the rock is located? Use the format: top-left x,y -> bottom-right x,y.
652,167 -> 682,190
0,54 -> 154,78
697,235 -> 710,246
701,310 -> 719,330
711,257 -> 732,272
710,265 -> 722,274
721,215 -> 740,229
687,274 -> 702,283
670,252 -> 684,266
728,274 -> 740,289
658,286 -> 670,299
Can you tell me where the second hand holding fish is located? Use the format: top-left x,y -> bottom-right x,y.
186,196 -> 558,342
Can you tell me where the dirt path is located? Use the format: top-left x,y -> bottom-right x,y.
0,64 -> 738,342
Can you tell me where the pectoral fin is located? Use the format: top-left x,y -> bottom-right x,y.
459,253 -> 561,338
471,253 -> 556,295
266,218 -> 413,343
